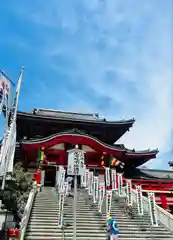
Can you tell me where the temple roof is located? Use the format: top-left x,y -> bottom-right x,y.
21,131 -> 158,167
19,108 -> 135,124
140,168 -> 173,180
126,168 -> 173,180
16,109 -> 135,144
33,108 -> 103,121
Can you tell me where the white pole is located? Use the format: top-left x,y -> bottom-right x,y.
1,67 -> 24,190
73,174 -> 77,240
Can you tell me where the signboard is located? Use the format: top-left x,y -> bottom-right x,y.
136,185 -> 144,215
126,179 -> 132,206
148,192 -> 158,226
67,149 -> 85,176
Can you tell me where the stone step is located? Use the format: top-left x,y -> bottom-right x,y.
25,232 -> 172,238
25,238 -> 173,240
28,218 -> 152,225
27,220 -> 151,226
26,227 -> 171,234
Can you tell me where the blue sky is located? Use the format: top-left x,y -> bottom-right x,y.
0,0 -> 172,170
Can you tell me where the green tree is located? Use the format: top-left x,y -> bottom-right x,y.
0,162 -> 33,216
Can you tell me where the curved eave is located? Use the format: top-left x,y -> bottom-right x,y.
21,131 -> 159,162
124,150 -> 159,168
21,132 -> 124,157
125,149 -> 159,157
17,111 -> 135,126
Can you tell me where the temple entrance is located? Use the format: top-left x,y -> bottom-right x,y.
44,166 -> 56,187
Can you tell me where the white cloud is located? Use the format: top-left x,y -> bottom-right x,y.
9,0 -> 173,168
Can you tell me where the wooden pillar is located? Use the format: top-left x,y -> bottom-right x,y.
21,144 -> 28,172
59,151 -> 65,166
23,154 -> 28,172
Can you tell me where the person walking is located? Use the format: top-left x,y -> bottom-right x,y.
107,216 -> 120,240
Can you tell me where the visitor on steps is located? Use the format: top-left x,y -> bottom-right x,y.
66,176 -> 73,197
107,216 -> 120,240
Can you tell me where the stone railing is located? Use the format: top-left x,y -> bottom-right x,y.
20,182 -> 40,240
131,188 -> 173,232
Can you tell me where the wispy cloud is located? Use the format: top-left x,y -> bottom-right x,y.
0,0 -> 173,169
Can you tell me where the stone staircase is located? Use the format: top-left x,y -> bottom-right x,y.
104,194 -> 173,239
24,187 -> 61,239
24,187 -> 173,239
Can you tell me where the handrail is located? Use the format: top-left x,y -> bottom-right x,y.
20,181 -> 39,240
131,188 -> 173,232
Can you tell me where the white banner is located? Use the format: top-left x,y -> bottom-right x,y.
88,171 -> 93,195
67,150 -> 75,175
126,179 -> 132,206
136,185 -> 144,215
106,190 -> 112,218
81,164 -> 86,187
56,170 -> 59,186
98,183 -> 105,213
85,169 -> 89,189
105,167 -> 110,187
93,176 -> 99,203
148,192 -> 158,226
117,173 -> 123,196
7,122 -> 16,173
111,169 -> 117,190
78,150 -> 85,176
64,181 -> 69,196
40,170 -> 45,186
59,168 -> 65,193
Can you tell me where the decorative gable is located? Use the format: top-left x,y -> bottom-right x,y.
49,143 -> 65,150
82,145 -> 96,152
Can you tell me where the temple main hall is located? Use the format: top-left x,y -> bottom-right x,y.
14,108 -> 173,213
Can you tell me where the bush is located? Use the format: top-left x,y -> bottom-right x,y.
0,162 -> 33,216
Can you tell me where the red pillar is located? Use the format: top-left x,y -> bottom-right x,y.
58,151 -> 66,166
160,193 -> 167,209
36,171 -> 41,184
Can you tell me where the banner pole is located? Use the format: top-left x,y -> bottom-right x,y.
73,174 -> 77,240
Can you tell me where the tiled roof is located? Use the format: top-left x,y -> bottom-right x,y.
140,168 -> 173,180
33,108 -> 104,121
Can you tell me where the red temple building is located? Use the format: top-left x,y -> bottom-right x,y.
15,108 -> 173,213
